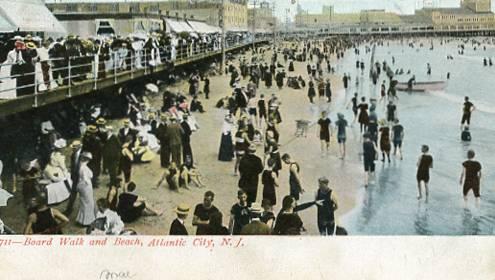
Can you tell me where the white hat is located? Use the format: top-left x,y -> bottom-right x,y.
81,152 -> 93,160
41,121 -> 55,134
249,202 -> 262,213
145,83 -> 159,93
53,139 -> 67,149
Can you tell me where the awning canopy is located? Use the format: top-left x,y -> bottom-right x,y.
165,18 -> 195,34
226,27 -> 249,32
187,20 -> 221,34
0,0 -> 66,34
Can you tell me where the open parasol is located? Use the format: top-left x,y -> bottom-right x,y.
0,189 -> 13,207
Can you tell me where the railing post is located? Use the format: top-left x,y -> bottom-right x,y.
130,52 -> 134,79
114,52 -> 117,84
94,54 -> 98,90
33,69 -> 38,108
144,49 -> 148,75
67,58 -> 72,98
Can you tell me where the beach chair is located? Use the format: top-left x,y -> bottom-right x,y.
295,120 -> 310,137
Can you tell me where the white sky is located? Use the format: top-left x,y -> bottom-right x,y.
273,0 -> 466,20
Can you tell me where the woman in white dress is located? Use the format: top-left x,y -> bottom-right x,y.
76,152 -> 96,226
43,139 -> 72,204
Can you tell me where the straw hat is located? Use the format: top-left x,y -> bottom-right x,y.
87,125 -> 97,133
96,118 -> 106,125
249,202 -> 262,213
160,113 -> 169,121
123,119 -> 131,125
26,42 -> 36,49
174,203 -> 190,215
70,140 -> 82,148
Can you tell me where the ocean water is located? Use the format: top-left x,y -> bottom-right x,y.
338,38 -> 495,235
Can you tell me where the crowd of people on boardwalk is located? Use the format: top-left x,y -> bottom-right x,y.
0,31 -> 251,99
0,34 -> 489,236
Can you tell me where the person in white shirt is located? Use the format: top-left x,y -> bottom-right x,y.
93,198 -> 124,235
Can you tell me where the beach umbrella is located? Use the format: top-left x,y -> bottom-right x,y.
0,189 -> 13,207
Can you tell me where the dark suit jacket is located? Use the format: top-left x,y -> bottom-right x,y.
102,134 -> 122,164
169,219 -> 188,235
155,123 -> 168,144
118,128 -> 138,145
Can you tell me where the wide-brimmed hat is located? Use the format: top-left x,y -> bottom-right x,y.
26,42 -> 36,49
81,152 -> 93,160
96,118 -> 106,125
70,140 -> 82,148
87,125 -> 97,133
38,179 -> 52,186
174,203 -> 190,215
249,202 -> 262,213
53,139 -> 67,149
145,83 -> 159,93
41,121 -> 55,134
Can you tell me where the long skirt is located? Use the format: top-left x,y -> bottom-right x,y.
218,133 -> 234,162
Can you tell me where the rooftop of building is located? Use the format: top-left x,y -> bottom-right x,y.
419,7 -> 494,15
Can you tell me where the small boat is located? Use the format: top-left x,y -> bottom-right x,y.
396,81 -> 446,92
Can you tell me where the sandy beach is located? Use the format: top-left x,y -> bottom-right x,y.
1,43 -> 367,235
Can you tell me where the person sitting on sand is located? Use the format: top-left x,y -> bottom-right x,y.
117,182 -> 161,223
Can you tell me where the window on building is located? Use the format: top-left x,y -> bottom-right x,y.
111,3 -> 119,12
130,3 -> 140,13
66,4 -> 77,12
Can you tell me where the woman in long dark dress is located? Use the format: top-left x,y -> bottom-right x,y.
262,159 -> 279,206
379,122 -> 392,163
416,145 -> 433,200
218,115 -> 235,162
357,97 -> 369,133
264,70 -> 272,88
307,80 -> 316,103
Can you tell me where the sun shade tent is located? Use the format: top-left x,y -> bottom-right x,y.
0,0 -> 66,34
165,18 -> 195,33
187,20 -> 221,34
